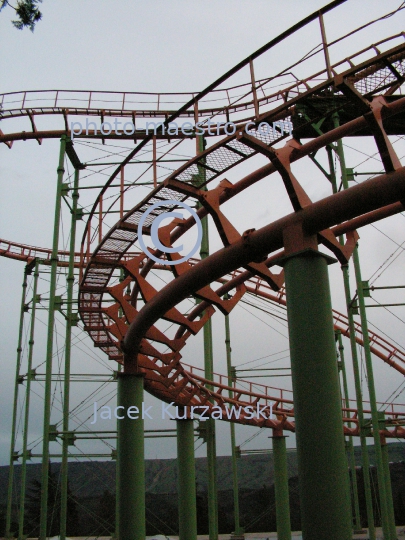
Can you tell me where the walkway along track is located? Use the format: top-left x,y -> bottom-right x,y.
77,27 -> 405,438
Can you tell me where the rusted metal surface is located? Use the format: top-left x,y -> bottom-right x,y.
77,28 -> 405,436
3,1 -> 405,436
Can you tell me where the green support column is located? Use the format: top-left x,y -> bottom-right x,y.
336,332 -> 362,533
115,364 -> 121,540
176,418 -> 197,540
272,434 -> 292,540
117,372 -> 145,540
204,319 -> 218,540
197,134 -> 218,540
330,118 -> 376,539
18,260 -> 40,540
39,135 -> 67,540
224,307 -> 243,538
284,250 -> 352,540
353,247 -> 397,540
225,310 -> 242,538
115,268 -> 125,539
341,261 -> 376,539
60,167 -> 80,540
381,433 -> 397,539
5,264 -> 29,539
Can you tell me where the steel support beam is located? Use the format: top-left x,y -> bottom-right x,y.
60,166 -> 80,540
381,433 -> 397,538
353,246 -> 397,540
39,135 -> 66,540
284,250 -> 352,540
18,260 -> 40,539
5,264 -> 29,539
336,332 -> 362,533
272,434 -> 291,540
197,134 -> 218,540
115,364 -> 122,540
332,130 -> 376,538
225,309 -> 243,538
341,259 -> 376,538
176,418 -> 197,540
117,372 -> 146,540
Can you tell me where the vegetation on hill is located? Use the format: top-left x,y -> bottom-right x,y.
1,443 -> 405,535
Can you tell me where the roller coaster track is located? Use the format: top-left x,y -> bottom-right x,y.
1,23 -> 404,146
76,1 -> 405,438
3,2 -> 405,438
3,237 -> 405,381
3,236 -> 405,388
0,238 -> 142,268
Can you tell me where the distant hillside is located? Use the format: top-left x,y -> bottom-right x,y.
0,452 -> 297,504
353,442 -> 405,466
1,443 -> 405,536
1,442 -> 404,502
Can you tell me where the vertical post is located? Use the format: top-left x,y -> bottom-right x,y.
115,269 -> 126,539
381,432 -> 397,539
224,307 -> 243,538
332,110 -> 395,539
98,194 -> 103,244
120,166 -> 124,218
153,136 -> 157,188
197,134 -> 218,540
284,249 -> 352,540
336,332 -> 362,533
353,246 -> 396,540
117,372 -> 145,540
204,322 -> 218,540
115,365 -> 121,540
319,12 -> 332,79
341,260 -> 376,539
5,264 -> 29,538
249,59 -> 259,119
60,167 -> 80,540
39,134 -> 66,540
272,434 -> 291,540
329,119 -> 376,540
176,418 -> 197,540
18,260 -> 40,539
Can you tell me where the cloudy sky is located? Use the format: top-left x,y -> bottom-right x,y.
1,0 -> 405,470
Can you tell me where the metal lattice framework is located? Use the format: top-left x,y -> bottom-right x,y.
3,0 -> 405,440
71,6 -> 405,436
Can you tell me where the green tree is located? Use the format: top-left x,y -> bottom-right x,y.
0,0 -> 42,31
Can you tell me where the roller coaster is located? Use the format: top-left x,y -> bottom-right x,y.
2,1 -> 405,539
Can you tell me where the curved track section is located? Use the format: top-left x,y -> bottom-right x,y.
0,238 -> 143,268
79,7 -> 405,439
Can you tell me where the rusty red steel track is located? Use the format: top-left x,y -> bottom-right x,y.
2,2 -> 405,437
3,237 -> 404,382
76,15 -> 405,438
1,27 -> 404,148
0,238 -> 143,268
3,236 -> 404,393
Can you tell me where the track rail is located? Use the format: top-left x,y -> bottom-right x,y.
0,238 -> 143,268
3,2 -> 405,436
78,20 -> 405,435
